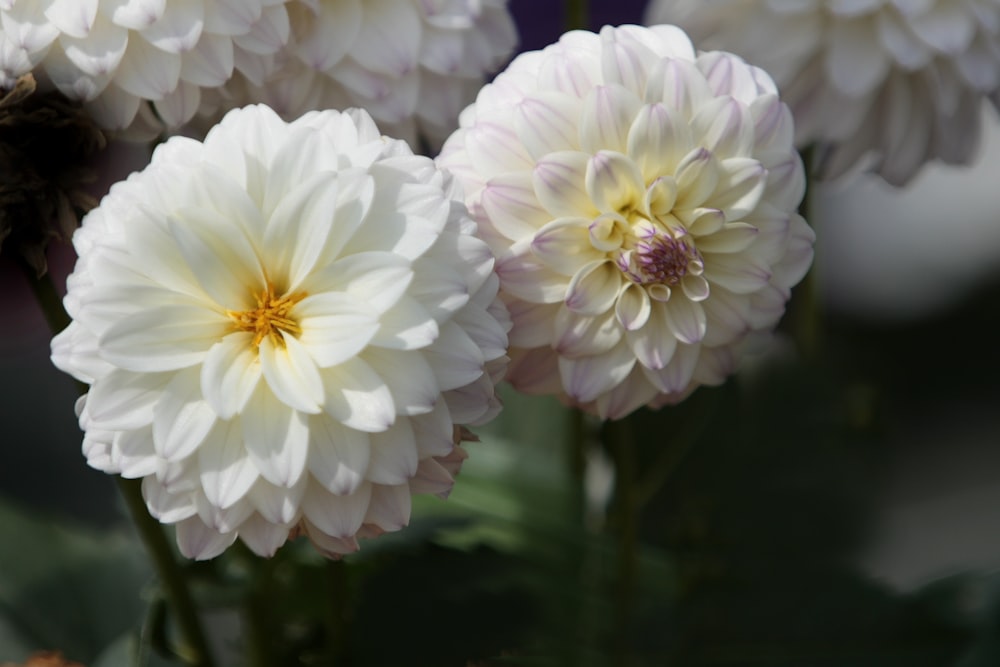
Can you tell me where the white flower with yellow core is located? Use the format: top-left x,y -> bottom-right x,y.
438,25 -> 814,419
645,0 -> 1000,185
0,0 -> 292,136
51,104 -> 510,559
195,0 -> 517,148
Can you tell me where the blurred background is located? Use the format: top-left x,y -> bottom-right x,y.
2,1 -> 1000,665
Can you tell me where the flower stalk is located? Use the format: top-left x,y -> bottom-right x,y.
566,0 -> 589,30
20,263 -> 215,667
117,478 -> 216,667
607,417 -> 638,665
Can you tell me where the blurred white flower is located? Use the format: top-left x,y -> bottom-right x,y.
0,0 -> 291,136
645,0 -> 1000,185
51,104 -> 509,559
438,25 -> 814,419
196,0 -> 517,148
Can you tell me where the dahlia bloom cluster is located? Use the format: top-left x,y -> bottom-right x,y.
196,0 -> 517,147
51,105 -> 510,559
0,0 -> 291,135
646,0 -> 1000,185
439,25 -> 815,419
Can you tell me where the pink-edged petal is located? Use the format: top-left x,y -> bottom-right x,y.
664,297 -> 707,344
615,282 -> 651,331
625,305 -> 678,370
532,150 -> 597,218
559,342 -> 636,403
627,102 -> 694,181
531,217 -> 601,277
565,260 -> 621,316
553,307 -> 623,358
481,171 -> 553,240
579,83 -> 643,154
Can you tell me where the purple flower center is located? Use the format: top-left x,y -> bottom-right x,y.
617,227 -> 702,287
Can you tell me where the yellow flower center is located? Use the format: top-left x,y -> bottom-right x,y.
226,282 -> 307,348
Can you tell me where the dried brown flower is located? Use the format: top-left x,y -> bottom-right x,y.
0,73 -> 106,276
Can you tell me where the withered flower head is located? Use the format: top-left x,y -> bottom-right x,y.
0,73 -> 106,276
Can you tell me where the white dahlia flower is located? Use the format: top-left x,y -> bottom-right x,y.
645,0 -> 1000,185
196,0 -> 517,148
438,25 -> 814,419
51,104 -> 510,559
0,0 -> 292,135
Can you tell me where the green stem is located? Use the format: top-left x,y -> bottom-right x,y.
325,559 -> 351,666
20,261 -> 215,667
608,418 -> 638,666
792,146 -> 821,361
19,258 -> 71,334
118,478 -> 215,667
566,0 -> 589,31
240,545 -> 277,667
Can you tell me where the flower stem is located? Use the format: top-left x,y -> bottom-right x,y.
18,257 -> 70,334
19,261 -> 215,667
792,146 -> 822,361
607,417 -> 638,665
325,559 -> 351,665
566,0 -> 589,31
117,478 -> 215,667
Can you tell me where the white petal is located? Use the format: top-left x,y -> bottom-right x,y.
241,384 -> 310,487
302,481 -> 372,538
200,332 -> 262,420
259,334 -> 324,414
321,357 -> 396,432
100,303 -> 228,372
198,419 -> 259,510
369,296 -> 439,350
367,419 -> 419,485
308,415 -> 371,495
422,321 -> 486,391
142,0 -> 203,53
113,33 -> 181,98
238,514 -> 292,557
153,367 -> 216,462
362,347 -> 439,416
175,516 -> 237,560
363,484 -> 412,532
86,368 -> 167,430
